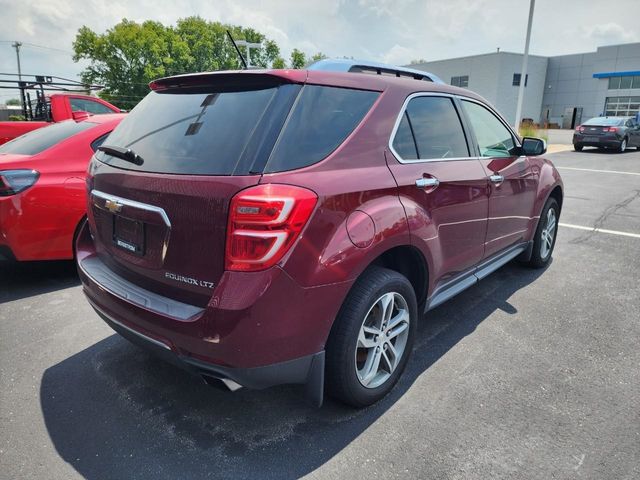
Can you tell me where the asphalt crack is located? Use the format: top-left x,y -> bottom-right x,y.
570,189 -> 640,244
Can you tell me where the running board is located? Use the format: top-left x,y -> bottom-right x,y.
425,242 -> 530,312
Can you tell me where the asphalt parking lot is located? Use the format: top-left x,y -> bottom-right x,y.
1,148 -> 639,479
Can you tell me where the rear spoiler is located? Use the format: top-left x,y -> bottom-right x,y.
149,70 -> 308,92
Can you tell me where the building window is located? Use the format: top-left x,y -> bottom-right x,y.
607,75 -> 640,90
450,75 -> 469,88
604,96 -> 640,117
512,73 -> 528,87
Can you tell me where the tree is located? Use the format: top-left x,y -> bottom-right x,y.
310,52 -> 328,63
73,17 -> 284,109
290,49 -> 306,69
272,57 -> 286,69
6,98 -> 20,106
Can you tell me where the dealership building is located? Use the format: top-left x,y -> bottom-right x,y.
410,42 -> 640,128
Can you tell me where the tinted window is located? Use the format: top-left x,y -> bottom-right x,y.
403,96 -> 469,159
265,85 -> 378,172
70,98 -> 115,114
619,76 -> 632,89
392,112 -> 418,159
0,121 -> 95,156
583,117 -> 625,126
99,88 -> 282,175
609,77 -> 621,89
512,74 -> 528,87
91,132 -> 111,152
451,76 -> 469,88
462,100 -> 516,157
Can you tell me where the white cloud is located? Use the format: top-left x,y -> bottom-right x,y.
582,22 -> 639,45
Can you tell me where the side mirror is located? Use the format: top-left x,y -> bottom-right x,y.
72,110 -> 90,122
521,137 -> 546,156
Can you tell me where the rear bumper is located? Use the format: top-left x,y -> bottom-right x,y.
76,221 -> 350,404
91,300 -> 324,404
573,133 -> 623,148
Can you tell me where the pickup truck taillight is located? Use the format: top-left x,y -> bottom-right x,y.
0,170 -> 39,196
225,184 -> 317,272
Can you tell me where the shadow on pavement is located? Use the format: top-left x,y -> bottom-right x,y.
0,260 -> 79,304
40,262 -> 547,479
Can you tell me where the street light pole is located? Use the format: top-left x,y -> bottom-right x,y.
514,0 -> 535,131
235,40 -> 262,68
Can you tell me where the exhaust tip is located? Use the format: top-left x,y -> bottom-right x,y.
201,374 -> 243,392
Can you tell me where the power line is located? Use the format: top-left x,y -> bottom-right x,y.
0,40 -> 73,55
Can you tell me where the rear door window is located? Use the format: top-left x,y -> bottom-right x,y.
392,96 -> 469,160
0,121 -> 95,156
392,112 -> 418,160
264,85 -> 379,172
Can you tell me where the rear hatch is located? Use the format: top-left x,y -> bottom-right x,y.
88,72 -> 380,307
89,74 -> 303,306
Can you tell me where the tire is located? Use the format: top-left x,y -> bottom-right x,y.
325,266 -> 418,407
525,197 -> 559,268
573,144 -> 583,151
618,137 -> 627,153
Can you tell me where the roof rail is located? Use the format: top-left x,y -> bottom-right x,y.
307,59 -> 444,84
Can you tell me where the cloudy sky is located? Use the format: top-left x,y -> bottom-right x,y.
1,0 -> 638,102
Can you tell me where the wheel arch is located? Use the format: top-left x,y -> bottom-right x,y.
368,244 -> 429,308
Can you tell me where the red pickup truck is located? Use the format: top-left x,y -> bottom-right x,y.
0,93 -> 121,145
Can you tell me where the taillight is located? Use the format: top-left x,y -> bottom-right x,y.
225,184 -> 318,272
0,169 -> 39,196
604,127 -> 619,133
576,126 -> 585,132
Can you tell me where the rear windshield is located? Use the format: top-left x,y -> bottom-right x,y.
583,117 -> 624,126
97,83 -> 379,175
0,120 -> 95,156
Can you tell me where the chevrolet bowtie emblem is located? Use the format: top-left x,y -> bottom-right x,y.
105,199 -> 123,213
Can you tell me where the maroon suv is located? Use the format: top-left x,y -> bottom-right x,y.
77,62 -> 563,407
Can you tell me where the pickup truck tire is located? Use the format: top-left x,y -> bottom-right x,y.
325,266 -> 417,407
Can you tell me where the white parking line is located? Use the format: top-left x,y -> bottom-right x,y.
556,166 -> 640,176
559,222 -> 640,239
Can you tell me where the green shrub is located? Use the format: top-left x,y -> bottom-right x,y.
519,125 -> 548,142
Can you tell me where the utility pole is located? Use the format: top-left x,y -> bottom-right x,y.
514,0 -> 535,131
235,40 -> 262,67
12,41 -> 22,81
12,41 -> 24,115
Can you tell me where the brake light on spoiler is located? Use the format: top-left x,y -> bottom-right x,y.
225,184 -> 318,271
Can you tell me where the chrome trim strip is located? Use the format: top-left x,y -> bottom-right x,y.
387,92 -> 522,165
425,242 -> 528,312
78,255 -> 204,321
87,298 -> 172,351
474,243 -> 526,280
91,189 -> 171,228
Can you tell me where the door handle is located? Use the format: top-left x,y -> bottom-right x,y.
489,174 -> 504,184
415,177 -> 440,189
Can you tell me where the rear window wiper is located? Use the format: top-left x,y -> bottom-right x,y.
98,145 -> 144,166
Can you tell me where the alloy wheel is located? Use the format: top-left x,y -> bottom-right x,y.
540,208 -> 557,259
355,292 -> 410,389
